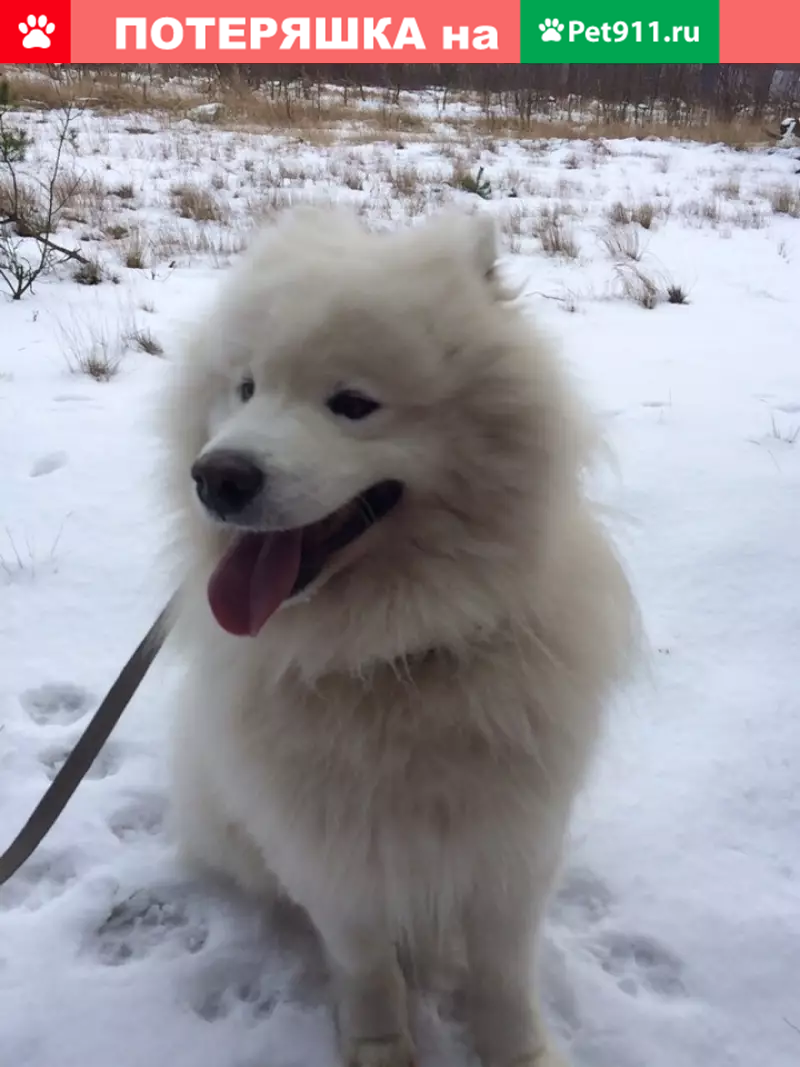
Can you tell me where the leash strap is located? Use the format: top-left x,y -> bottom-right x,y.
0,592 -> 179,888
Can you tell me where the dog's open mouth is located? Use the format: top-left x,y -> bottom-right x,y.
207,480 -> 404,637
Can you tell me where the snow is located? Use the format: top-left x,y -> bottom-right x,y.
1,99 -> 800,1067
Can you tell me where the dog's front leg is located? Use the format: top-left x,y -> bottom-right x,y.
463,868 -> 568,1067
311,905 -> 415,1067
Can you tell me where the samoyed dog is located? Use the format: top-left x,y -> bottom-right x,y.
160,208 -> 634,1067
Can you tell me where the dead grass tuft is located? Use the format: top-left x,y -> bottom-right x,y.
666,282 -> 690,304
615,263 -> 665,309
121,228 -> 148,269
388,166 -> 422,197
607,199 -> 662,229
105,222 -> 129,240
681,198 -> 722,225
128,326 -> 164,355
713,176 -> 741,200
110,182 -> 135,201
599,224 -> 645,261
58,314 -> 126,381
150,222 -> 247,265
767,185 -> 800,218
170,183 -> 229,222
532,207 -> 579,259
73,256 -> 104,286
731,206 -> 768,229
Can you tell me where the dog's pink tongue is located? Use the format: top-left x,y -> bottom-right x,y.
208,531 -> 302,637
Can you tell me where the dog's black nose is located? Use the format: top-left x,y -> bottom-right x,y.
191,451 -> 264,518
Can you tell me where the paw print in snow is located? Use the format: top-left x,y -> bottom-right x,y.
19,15 -> 55,49
540,18 -> 565,42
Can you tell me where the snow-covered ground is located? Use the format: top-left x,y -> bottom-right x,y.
1,98 -> 800,1067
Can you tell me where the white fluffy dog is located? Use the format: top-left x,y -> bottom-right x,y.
160,208 -> 635,1067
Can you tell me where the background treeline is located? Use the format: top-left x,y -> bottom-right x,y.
47,63 -> 800,122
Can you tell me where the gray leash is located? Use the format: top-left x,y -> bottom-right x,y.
0,591 -> 178,887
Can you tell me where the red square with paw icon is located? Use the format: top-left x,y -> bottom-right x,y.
1,0 -> 71,62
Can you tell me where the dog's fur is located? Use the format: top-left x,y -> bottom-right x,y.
160,208 -> 635,1067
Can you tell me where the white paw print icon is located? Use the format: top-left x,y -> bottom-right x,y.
18,14 -> 55,49
539,17 -> 565,42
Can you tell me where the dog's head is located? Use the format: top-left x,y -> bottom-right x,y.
164,208 -> 591,664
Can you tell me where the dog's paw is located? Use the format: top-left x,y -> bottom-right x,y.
346,1034 -> 417,1067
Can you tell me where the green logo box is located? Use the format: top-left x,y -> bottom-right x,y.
521,0 -> 720,62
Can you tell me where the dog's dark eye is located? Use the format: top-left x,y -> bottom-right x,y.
326,389 -> 381,421
238,377 -> 255,403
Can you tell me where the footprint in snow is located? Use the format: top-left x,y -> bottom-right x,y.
187,957 -> 280,1022
551,866 -> 614,929
39,738 -> 121,781
588,931 -> 686,999
29,451 -> 68,477
107,792 -> 167,842
21,682 -> 93,726
91,884 -> 210,966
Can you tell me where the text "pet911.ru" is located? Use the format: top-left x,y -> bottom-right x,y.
568,20 -> 700,44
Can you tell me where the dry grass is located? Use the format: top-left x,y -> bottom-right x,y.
713,176 -> 741,200
767,185 -> 800,218
5,70 -> 774,150
680,198 -> 723,225
70,175 -> 113,229
532,207 -> 579,259
0,166 -> 90,236
500,203 -> 539,253
468,113 -> 769,148
615,263 -> 665,309
666,281 -> 690,304
105,222 -> 129,240
73,256 -> 104,286
731,206 -> 768,229
388,166 -> 422,198
452,164 -> 492,199
5,72 -> 190,114
51,169 -> 90,224
607,199 -> 664,229
128,326 -> 163,355
121,228 -> 148,269
170,183 -> 228,222
0,175 -> 43,234
150,222 -> 247,265
110,182 -> 135,200
58,313 -> 127,381
599,224 -> 645,261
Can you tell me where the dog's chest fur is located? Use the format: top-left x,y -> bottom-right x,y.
191,631 -> 580,914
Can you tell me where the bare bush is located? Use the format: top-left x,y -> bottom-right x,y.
0,101 -> 88,299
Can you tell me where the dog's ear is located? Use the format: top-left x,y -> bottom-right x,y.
412,210 -> 501,292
